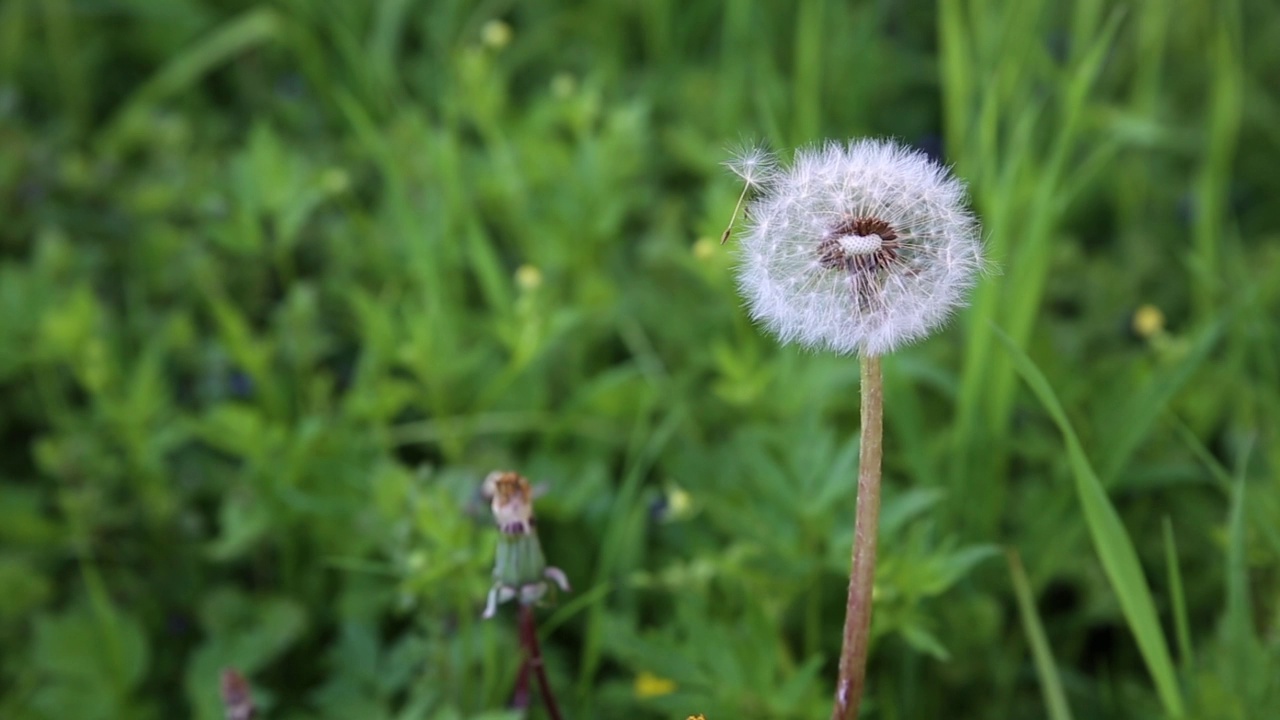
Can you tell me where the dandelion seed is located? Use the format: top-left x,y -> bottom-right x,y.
721,144 -> 777,244
730,138 -> 984,356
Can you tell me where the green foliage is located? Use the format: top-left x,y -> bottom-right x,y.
1,0 -> 1278,718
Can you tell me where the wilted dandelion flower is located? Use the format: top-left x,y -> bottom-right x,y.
481,471 -> 570,619
731,139 -> 984,356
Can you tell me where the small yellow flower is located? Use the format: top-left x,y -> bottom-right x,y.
1132,304 -> 1165,340
481,20 -> 512,49
666,486 -> 693,517
692,237 -> 717,260
652,483 -> 696,523
515,264 -> 543,291
633,670 -> 677,699
687,715 -> 707,720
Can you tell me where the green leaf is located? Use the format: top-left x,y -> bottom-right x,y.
30,601 -> 150,720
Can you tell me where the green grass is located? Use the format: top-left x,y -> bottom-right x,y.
1,0 -> 1279,718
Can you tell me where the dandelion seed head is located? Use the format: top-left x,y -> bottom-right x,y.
732,138 -> 985,356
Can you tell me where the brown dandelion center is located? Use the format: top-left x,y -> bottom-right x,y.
816,215 -> 902,274
815,215 -> 907,310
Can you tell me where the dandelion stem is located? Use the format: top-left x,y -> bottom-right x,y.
518,604 -> 564,720
832,354 -> 883,720
511,655 -> 531,710
720,180 -> 751,244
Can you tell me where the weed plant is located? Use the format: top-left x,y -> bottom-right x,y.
0,1 -> 1277,719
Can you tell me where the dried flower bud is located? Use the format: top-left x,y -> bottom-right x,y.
485,470 -> 535,533
482,471 -> 571,618
731,139 -> 985,356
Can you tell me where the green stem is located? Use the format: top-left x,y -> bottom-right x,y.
832,354 -> 884,720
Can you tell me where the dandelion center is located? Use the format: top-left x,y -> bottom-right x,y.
837,234 -> 883,255
814,215 -> 905,311
816,215 -> 902,274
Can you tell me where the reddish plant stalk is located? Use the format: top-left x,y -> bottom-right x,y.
832,354 -> 884,720
516,604 -> 563,720
511,648 -> 532,710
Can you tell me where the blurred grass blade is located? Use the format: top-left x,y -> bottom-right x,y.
104,7 -> 281,142
1175,419 -> 1280,556
789,0 -> 825,142
937,0 -> 973,160
1161,518 -> 1194,673
1008,550 -> 1075,720
995,327 -> 1184,717
1191,5 -> 1244,320
1222,444 -> 1265,695
1224,450 -> 1251,642
40,0 -> 88,128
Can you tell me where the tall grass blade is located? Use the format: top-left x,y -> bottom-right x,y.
1161,518 -> 1194,673
1008,550 -> 1076,720
996,327 -> 1184,717
1222,445 -> 1266,700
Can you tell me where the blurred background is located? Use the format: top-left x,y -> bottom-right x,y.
1,0 -> 1278,718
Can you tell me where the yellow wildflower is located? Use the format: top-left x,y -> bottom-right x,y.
1132,304 -> 1165,340
633,670 -> 677,698
481,20 -> 512,49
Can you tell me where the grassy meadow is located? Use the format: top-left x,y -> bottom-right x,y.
1,0 -> 1278,718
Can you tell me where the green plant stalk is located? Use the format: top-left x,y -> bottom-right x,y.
833,354 -> 883,720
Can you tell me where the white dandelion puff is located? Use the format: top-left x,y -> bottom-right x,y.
732,138 -> 985,356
